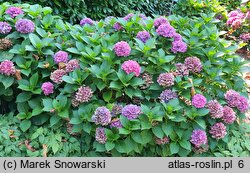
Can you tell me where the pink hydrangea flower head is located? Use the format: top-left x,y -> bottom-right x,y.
92,106 -> 112,126
53,51 -> 69,64
0,60 -> 16,76
236,96 -> 249,113
113,22 -> 123,31
222,106 -> 236,124
173,33 -> 182,41
171,40 -> 187,53
15,19 -> 35,34
190,129 -> 207,148
0,22 -> 12,34
121,60 -> 141,77
156,24 -> 176,38
206,100 -> 223,119
41,82 -> 54,95
192,94 -> 207,108
5,7 -> 23,18
95,127 -> 107,144
50,69 -> 66,84
114,41 -> 131,57
75,86 -> 93,103
154,16 -> 169,28
136,31 -> 151,43
224,89 -> 240,107
209,122 -> 227,139
80,17 -> 94,26
157,72 -> 174,87
122,104 -> 142,120
66,59 -> 80,72
232,19 -> 241,29
184,56 -> 203,73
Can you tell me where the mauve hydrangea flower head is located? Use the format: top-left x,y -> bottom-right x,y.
171,40 -> 187,53
123,13 -> 134,20
41,82 -> 54,96
184,57 -> 203,73
136,31 -> 151,43
192,94 -> 207,108
155,136 -> 170,145
113,22 -> 123,31
122,104 -> 142,120
111,104 -> 123,117
0,22 -> 12,34
190,129 -> 207,148
80,17 -> 94,26
66,59 -> 80,72
175,63 -> 189,76
110,118 -> 122,128
0,60 -> 16,76
228,10 -> 240,18
231,19 -> 241,29
173,33 -> 182,41
53,51 -> 69,64
121,60 -> 141,77
50,69 -> 66,84
156,24 -> 176,38
206,100 -> 223,119
157,72 -> 174,87
209,122 -> 227,139
75,86 -> 93,103
114,41 -> 131,57
154,16 -> 169,28
5,7 -> 23,18
222,106 -> 236,124
224,89 -> 240,107
236,96 -> 249,113
95,127 -> 107,144
240,33 -> 250,41
92,106 -> 112,126
159,89 -> 177,103
15,19 -> 35,34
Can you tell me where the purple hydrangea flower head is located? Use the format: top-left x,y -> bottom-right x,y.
95,127 -> 107,144
222,106 -> 236,124
114,41 -> 131,57
75,86 -> 93,103
5,7 -> 23,18
136,31 -> 151,43
53,51 -> 69,64
154,16 -> 169,28
209,122 -> 227,139
41,82 -> 54,96
206,100 -> 223,119
240,33 -> 250,41
155,136 -> 170,145
110,118 -> 122,128
0,22 -> 12,34
159,89 -> 178,103
122,104 -> 142,120
66,59 -> 80,72
190,129 -> 207,147
121,60 -> 141,77
184,57 -> 203,73
192,94 -> 207,108
228,10 -> 239,18
0,60 -> 16,76
173,33 -> 182,41
15,19 -> 35,34
156,24 -> 176,38
224,89 -> 240,107
157,72 -> 174,87
236,96 -> 249,113
50,69 -> 66,84
113,22 -> 123,31
171,40 -> 187,53
92,106 -> 112,126
111,104 -> 123,117
80,17 -> 94,26
123,13 -> 134,20
175,63 -> 189,76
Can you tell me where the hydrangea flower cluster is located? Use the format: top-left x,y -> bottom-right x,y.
50,69 -> 66,84
156,24 -> 176,38
5,7 -> 23,18
240,33 -> 250,41
66,59 -> 80,72
114,41 -> 131,57
121,60 -> 141,77
155,136 -> 170,145
136,31 -> 151,43
122,104 -> 142,120
0,60 -> 16,76
123,13 -> 134,21
110,118 -> 122,128
113,22 -> 123,31
153,16 -> 169,28
237,96 -> 249,113
53,51 -> 69,64
222,106 -> 236,124
175,63 -> 189,76
80,18 -> 94,26
111,104 -> 123,117
75,86 -> 93,103
15,19 -> 35,34
184,57 -> 203,73
171,40 -> 187,53
157,72 -> 174,87
206,100 -> 223,119
140,72 -> 154,89
95,127 -> 107,144
226,10 -> 245,29
159,89 -> 177,103
0,22 -> 12,34
190,129 -> 207,147
92,107 -> 112,126
209,122 -> 227,139
192,94 -> 207,108
224,89 -> 249,112
41,82 -> 54,96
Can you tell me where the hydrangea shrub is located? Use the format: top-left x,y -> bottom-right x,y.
0,2 -> 249,156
